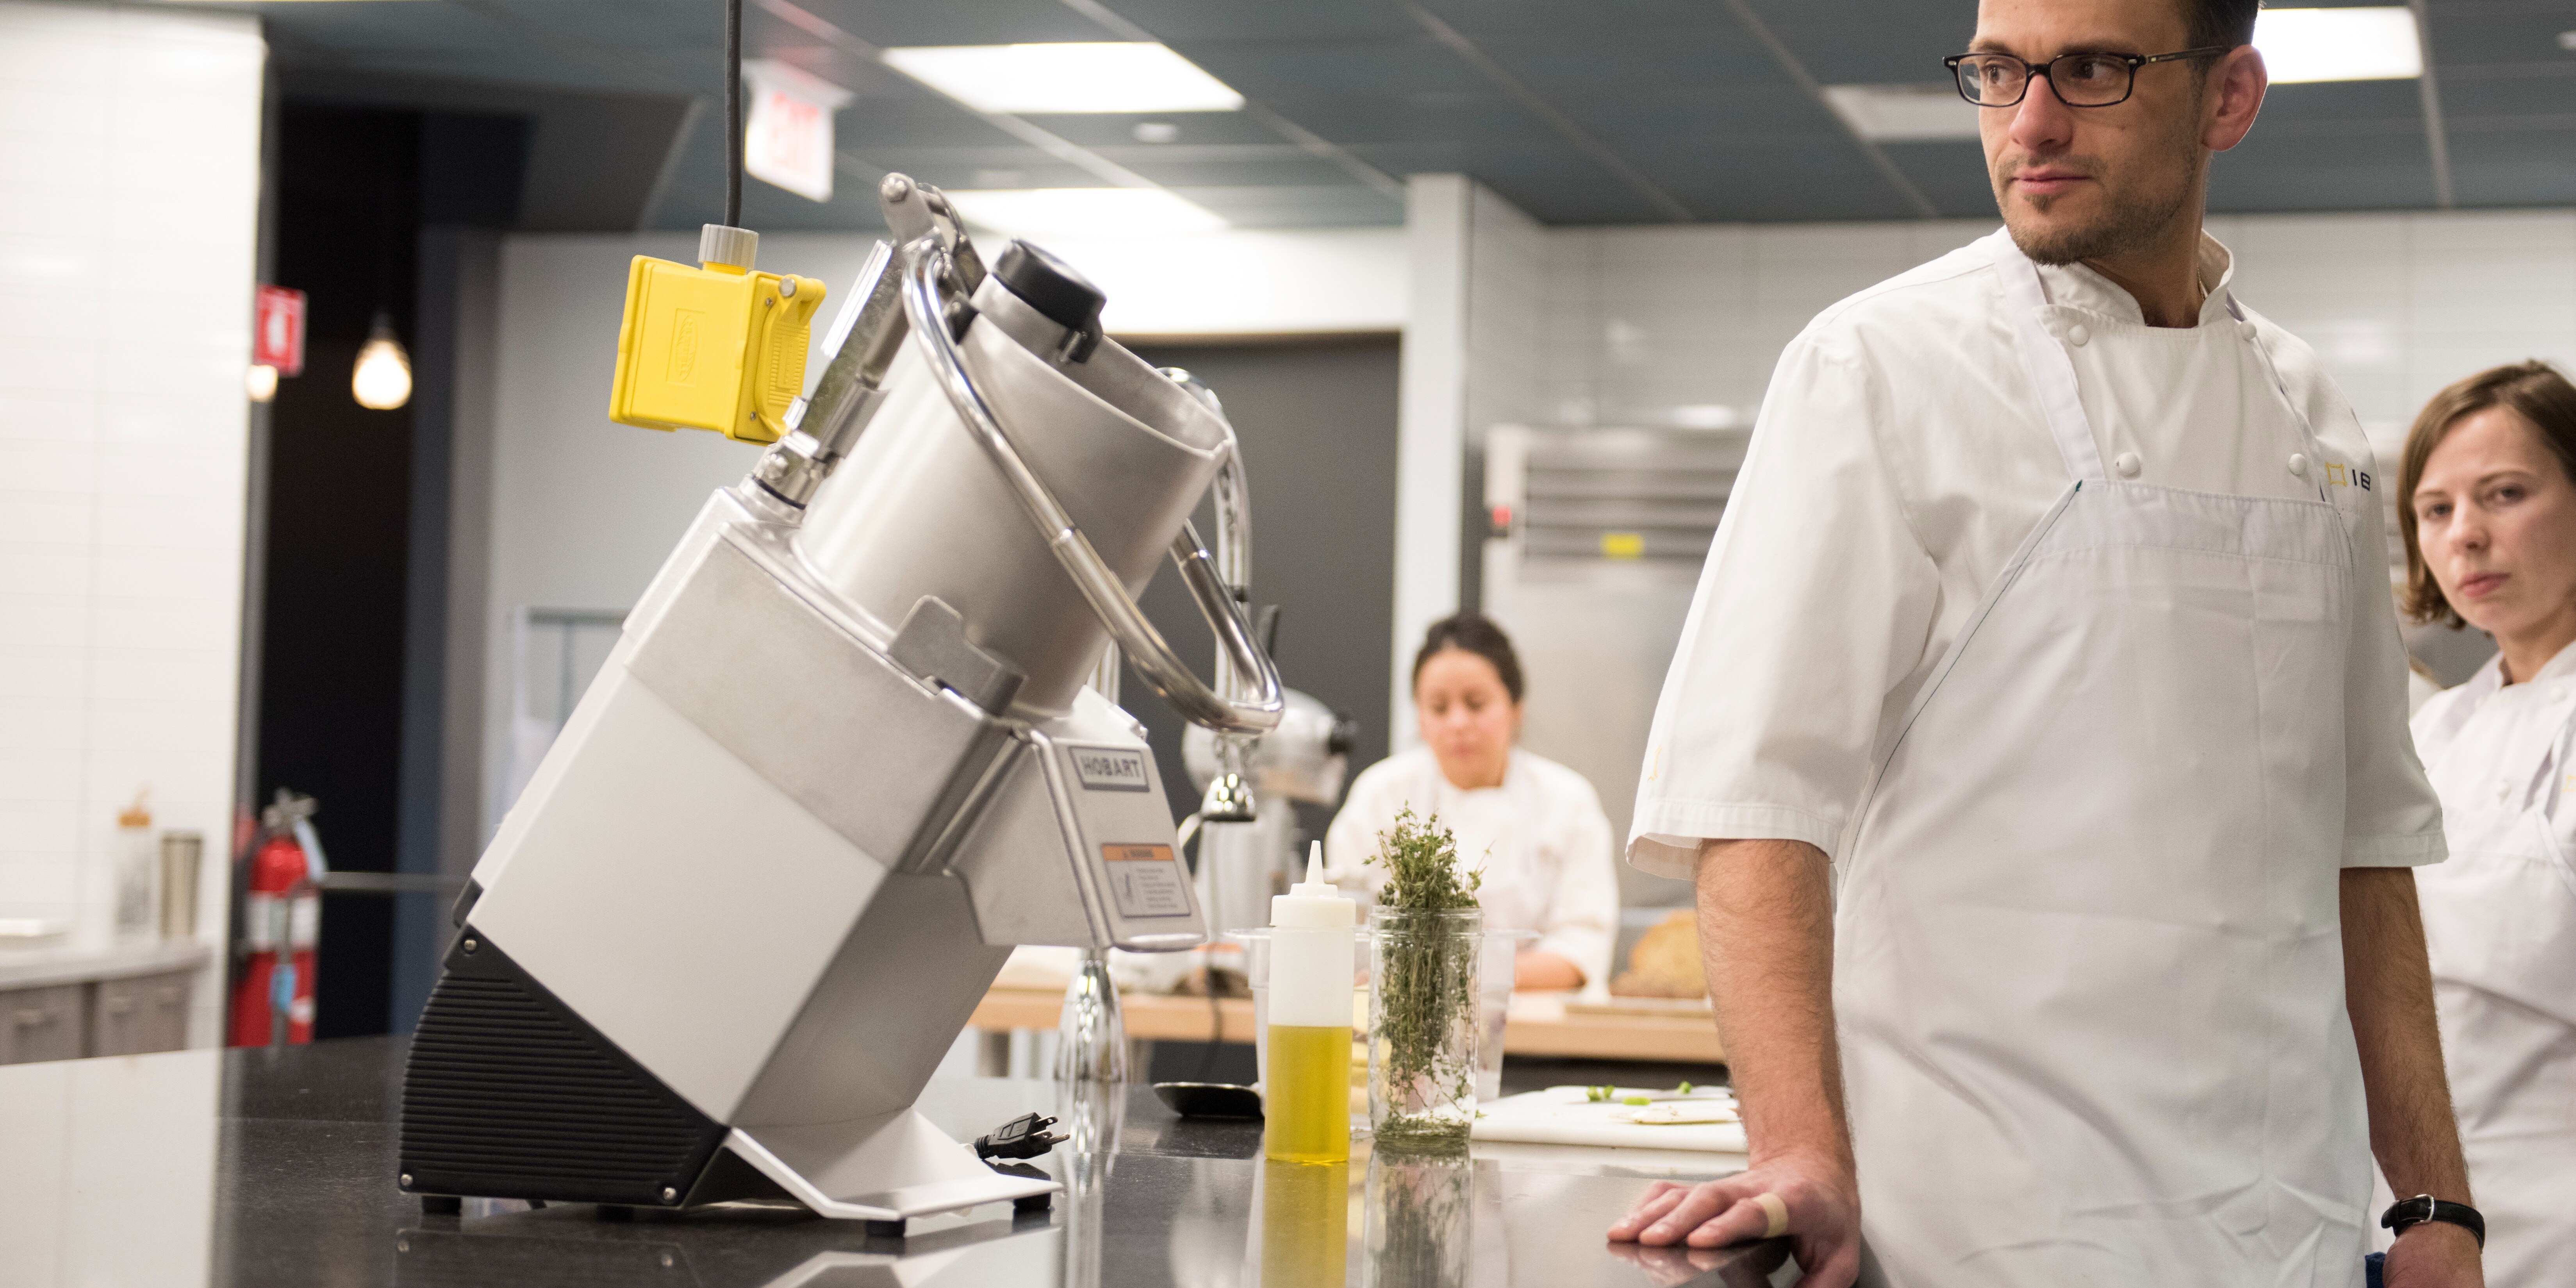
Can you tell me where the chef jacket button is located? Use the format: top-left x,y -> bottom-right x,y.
2241,321 -> 2260,341
2498,782 -> 2514,802
2288,453 -> 2309,478
2067,324 -> 2091,347
2113,452 -> 2142,479
2553,683 -> 2569,703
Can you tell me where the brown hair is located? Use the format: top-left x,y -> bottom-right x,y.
1412,612 -> 1523,704
2398,360 -> 2576,626
2182,0 -> 2259,50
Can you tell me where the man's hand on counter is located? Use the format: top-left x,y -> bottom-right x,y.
1604,1152 -> 1859,1287
1607,838 -> 1859,1286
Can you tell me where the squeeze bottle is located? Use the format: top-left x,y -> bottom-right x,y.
1263,841 -> 1355,1163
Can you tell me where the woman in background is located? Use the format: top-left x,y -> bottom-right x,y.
2398,360 -> 2576,1281
1325,612 -> 1620,991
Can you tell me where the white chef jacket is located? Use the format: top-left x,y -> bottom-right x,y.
2414,643 -> 2576,845
1324,746 -> 1620,989
2398,642 -> 2576,1280
1632,232 -> 2441,873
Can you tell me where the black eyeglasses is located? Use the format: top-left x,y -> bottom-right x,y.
1944,46 -> 2234,108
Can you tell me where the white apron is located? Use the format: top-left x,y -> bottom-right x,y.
2410,684 -> 2576,1283
1837,239 -> 2369,1286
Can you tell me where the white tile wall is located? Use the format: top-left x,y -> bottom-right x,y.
1462,183 -> 1547,439
0,1 -> 263,1045
1540,210 -> 2576,440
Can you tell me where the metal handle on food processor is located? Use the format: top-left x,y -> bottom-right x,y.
898,250 -> 1286,735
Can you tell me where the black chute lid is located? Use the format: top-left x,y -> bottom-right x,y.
995,240 -> 1107,336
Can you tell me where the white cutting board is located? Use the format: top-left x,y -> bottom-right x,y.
1470,1085 -> 1747,1153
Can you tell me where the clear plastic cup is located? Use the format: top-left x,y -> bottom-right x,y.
1477,929 -> 1541,1101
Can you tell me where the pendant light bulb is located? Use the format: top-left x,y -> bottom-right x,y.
352,311 -> 412,411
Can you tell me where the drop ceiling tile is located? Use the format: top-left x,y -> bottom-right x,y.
1100,0 -> 1419,44
2439,70 -> 2576,121
1113,153 -> 1363,189
1413,0 -> 1752,41
2423,7 -> 2576,69
1184,34 -> 1491,101
2209,127 -> 2439,212
1020,112 -> 1293,148
789,0 -> 1104,48
2255,78 -> 2428,127
1465,29 -> 1804,96
837,99 -> 1049,150
1751,0 -> 1981,87
2448,127 -> 2576,207
1169,185 -> 1405,227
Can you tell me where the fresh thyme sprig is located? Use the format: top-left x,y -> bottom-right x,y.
1371,806 -> 1482,912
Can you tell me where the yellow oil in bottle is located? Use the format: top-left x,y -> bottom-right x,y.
1262,1024 -> 1352,1163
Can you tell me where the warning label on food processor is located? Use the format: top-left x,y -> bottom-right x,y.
1102,844 -> 1188,917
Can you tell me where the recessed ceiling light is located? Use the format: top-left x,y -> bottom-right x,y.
1133,121 -> 1181,144
879,43 -> 1244,114
1822,84 -> 1980,141
943,188 -> 1228,237
2558,30 -> 2576,52
2254,8 -> 2423,84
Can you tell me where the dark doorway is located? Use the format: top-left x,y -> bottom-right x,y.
256,105 -> 423,1039
1118,337 -> 1402,852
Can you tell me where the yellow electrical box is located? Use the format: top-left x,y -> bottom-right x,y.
609,256 -> 825,445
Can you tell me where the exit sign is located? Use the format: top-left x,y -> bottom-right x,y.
253,285 -> 305,375
744,61 -> 853,204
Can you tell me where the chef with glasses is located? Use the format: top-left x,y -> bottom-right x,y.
1606,0 -> 2483,1284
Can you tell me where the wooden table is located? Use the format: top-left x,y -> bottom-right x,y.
967,988 -> 1725,1065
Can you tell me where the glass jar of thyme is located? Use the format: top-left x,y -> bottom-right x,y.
1366,905 -> 1482,1144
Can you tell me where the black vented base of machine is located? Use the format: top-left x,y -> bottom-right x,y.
399,928 -> 728,1207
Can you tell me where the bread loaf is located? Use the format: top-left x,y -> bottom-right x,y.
1610,909 -> 1706,999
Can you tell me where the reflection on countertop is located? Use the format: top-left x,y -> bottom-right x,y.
0,1036 -> 1796,1288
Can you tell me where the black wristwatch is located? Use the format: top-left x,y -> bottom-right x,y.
2380,1194 -> 2485,1249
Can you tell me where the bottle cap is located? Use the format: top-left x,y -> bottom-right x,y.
1271,840 -> 1353,928
118,788 -> 150,830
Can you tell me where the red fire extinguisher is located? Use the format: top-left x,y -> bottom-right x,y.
230,791 -> 326,1047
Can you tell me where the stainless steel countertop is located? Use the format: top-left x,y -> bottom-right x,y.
0,1035 -> 1798,1287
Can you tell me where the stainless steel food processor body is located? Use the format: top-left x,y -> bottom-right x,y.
397,177 -> 1282,1226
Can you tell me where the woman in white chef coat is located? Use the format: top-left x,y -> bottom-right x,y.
2399,359 -> 2576,1283
1324,613 -> 1620,991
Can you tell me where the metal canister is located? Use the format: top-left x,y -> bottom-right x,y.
159,830 -> 203,940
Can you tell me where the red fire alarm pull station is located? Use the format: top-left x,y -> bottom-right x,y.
254,285 -> 307,376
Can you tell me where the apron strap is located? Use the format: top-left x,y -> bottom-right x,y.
1989,233 -> 2107,482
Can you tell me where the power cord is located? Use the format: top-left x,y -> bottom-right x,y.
723,0 -> 743,227
974,1112 -> 1066,1160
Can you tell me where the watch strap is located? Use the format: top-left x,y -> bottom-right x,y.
2379,1194 -> 2485,1250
